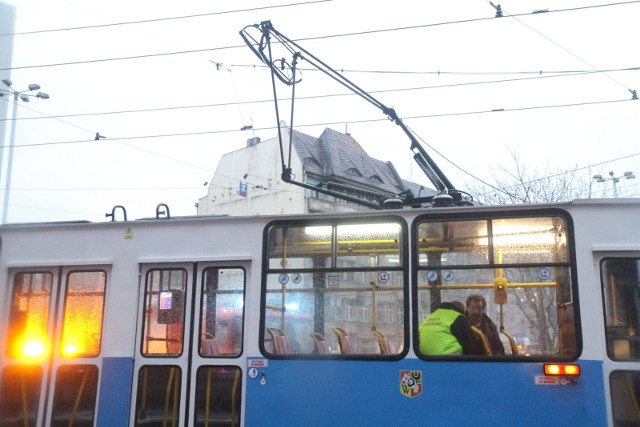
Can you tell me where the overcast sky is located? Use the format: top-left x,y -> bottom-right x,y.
0,0 -> 638,223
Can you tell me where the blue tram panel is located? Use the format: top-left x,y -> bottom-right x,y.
244,359 -> 607,426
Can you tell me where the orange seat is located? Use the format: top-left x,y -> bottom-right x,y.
310,332 -> 330,354
332,326 -> 355,354
267,327 -> 291,354
201,338 -> 220,356
373,330 -> 392,355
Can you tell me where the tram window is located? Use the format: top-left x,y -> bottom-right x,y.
134,365 -> 181,426
51,364 -> 99,427
61,271 -> 106,357
199,268 -> 245,357
601,258 -> 640,360
267,225 -> 332,269
193,366 -> 242,427
610,371 -> 640,426
416,214 -> 575,358
142,269 -> 187,357
0,365 -> 42,425
336,223 -> 402,268
263,219 -> 406,357
492,217 -> 569,264
6,272 -> 53,361
418,220 -> 489,267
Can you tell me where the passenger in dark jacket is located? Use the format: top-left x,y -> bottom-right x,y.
466,294 -> 505,355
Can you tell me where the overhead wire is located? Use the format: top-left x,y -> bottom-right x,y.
2,96 -> 635,150
2,66 -> 637,123
2,0 -> 638,209
5,0 -> 334,36
496,1 -> 634,93
471,151 -> 640,199
0,94 -> 215,174
2,1 -> 639,71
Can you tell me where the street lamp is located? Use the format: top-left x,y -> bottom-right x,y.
0,79 -> 50,224
593,171 -> 636,198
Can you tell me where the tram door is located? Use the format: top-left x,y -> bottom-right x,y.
0,266 -> 108,427
598,254 -> 640,426
131,262 -> 246,427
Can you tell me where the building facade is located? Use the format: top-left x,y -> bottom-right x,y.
197,124 -> 435,216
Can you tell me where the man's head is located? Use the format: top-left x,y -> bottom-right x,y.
466,294 -> 486,325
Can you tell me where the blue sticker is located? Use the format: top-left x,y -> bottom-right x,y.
538,268 -> 551,281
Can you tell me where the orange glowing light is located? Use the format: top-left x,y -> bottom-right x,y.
564,365 -> 580,375
544,363 -> 581,376
62,343 -> 80,357
545,364 -> 560,375
22,339 -> 46,358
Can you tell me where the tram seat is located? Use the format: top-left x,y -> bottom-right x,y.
500,329 -> 519,355
470,326 -> 492,355
267,327 -> 291,354
310,333 -> 330,354
202,337 -> 220,356
332,327 -> 355,354
373,330 -> 392,355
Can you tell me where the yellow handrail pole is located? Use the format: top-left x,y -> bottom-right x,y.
204,368 -> 212,427
611,275 -> 619,325
281,284 -> 286,332
171,371 -> 179,427
231,369 -> 240,427
163,368 -> 175,427
370,255 -> 377,331
141,368 -> 148,415
625,373 -> 640,422
371,283 -> 377,331
20,373 -> 28,427
282,231 -> 288,332
497,248 -> 505,329
68,368 -> 89,427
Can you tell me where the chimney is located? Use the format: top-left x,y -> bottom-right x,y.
247,137 -> 261,147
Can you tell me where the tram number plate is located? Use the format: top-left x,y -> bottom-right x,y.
535,376 -> 560,385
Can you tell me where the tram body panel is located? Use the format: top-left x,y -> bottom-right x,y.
244,358 -> 606,426
0,201 -> 639,426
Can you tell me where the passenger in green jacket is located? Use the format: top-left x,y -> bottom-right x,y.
419,301 -> 484,355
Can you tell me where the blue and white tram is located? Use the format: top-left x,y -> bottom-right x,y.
0,199 -> 639,426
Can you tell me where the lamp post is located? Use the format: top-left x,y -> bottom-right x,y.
0,79 -> 50,224
593,171 -> 636,198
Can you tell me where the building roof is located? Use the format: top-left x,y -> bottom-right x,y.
289,126 -> 436,198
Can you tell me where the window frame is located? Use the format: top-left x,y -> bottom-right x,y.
260,216 -> 409,360
412,208 -> 581,362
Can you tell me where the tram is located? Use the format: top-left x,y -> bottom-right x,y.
0,198 -> 639,426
